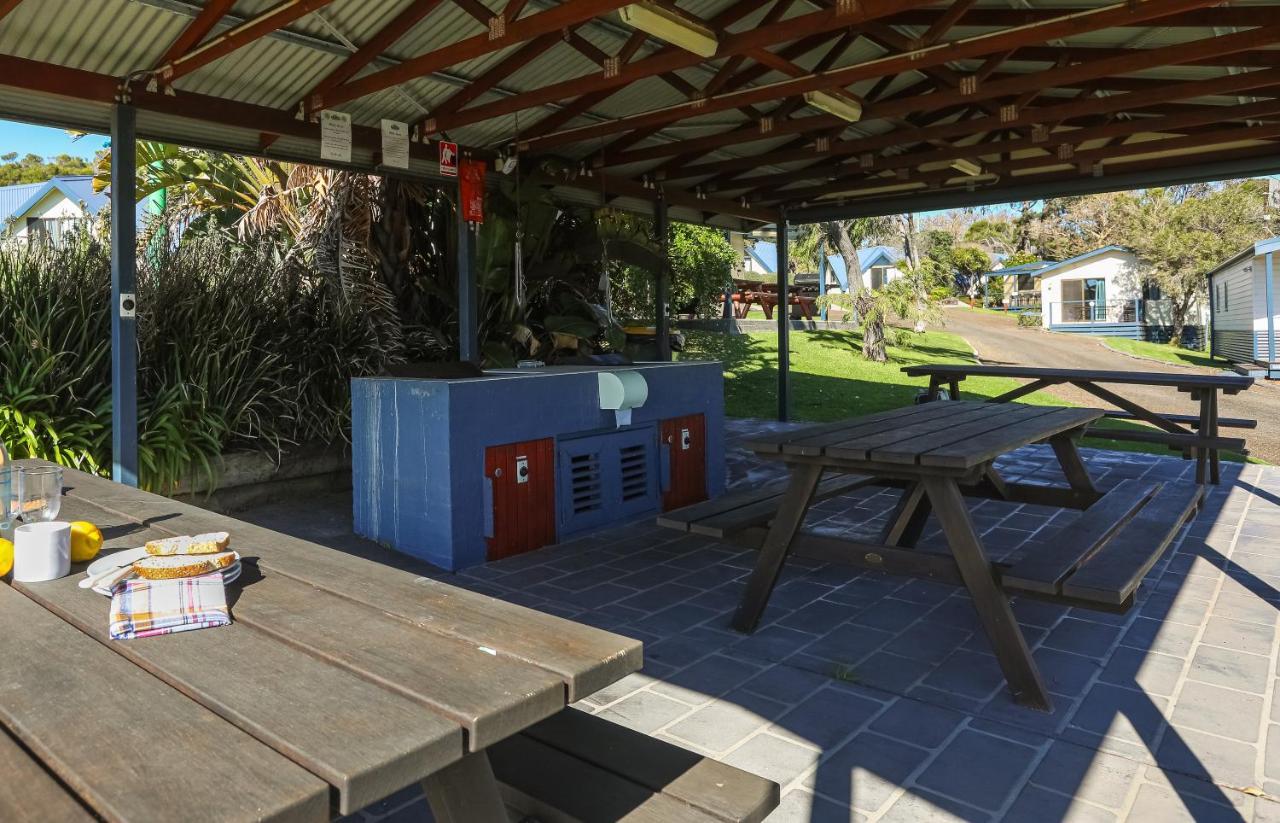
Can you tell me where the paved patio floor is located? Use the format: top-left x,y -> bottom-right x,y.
238,424 -> 1280,822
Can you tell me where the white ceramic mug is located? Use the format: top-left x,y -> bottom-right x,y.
13,521 -> 71,583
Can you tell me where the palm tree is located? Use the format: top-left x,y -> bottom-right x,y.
794,217 -> 895,361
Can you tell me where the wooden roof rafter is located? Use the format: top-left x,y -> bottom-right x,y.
517,0 -> 1234,155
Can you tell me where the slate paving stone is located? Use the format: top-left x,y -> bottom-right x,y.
1098,646 -> 1184,696
879,788 -> 993,823
649,654 -> 762,705
1187,644 -> 1271,694
596,690 -> 692,734
1028,740 -> 1141,810
1127,782 -> 1248,823
889,622 -> 974,665
1267,724 -> 1280,782
915,730 -> 1040,812
1120,615 -> 1199,657
1155,727 -> 1259,791
1002,785 -> 1116,823
1033,647 -> 1103,696
869,699 -> 967,750
852,598 -> 926,632
920,649 -> 1006,701
722,732 -> 820,786
1041,618 -> 1124,659
767,789 -> 866,823
741,662 -> 831,704
802,623 -> 894,666
908,685 -> 984,715
665,700 -> 773,753
771,686 -> 884,749
729,624 -> 817,664
807,731 -> 932,813
778,600 -> 861,634
842,651 -> 934,693
1069,683 -> 1168,745
1212,591 -> 1279,627
1170,681 -> 1264,743
1199,615 -> 1277,657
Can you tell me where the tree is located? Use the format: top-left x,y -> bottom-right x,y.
0,152 -> 96,185
951,245 -> 992,298
1121,181 -> 1269,345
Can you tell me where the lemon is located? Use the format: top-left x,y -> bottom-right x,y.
69,521 -> 103,564
0,538 -> 11,577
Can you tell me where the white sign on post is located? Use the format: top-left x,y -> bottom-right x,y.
381,119 -> 410,169
320,110 -> 352,164
1269,176 -> 1280,211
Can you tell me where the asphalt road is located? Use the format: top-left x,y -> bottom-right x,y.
939,306 -> 1280,464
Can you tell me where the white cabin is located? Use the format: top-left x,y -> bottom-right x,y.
1207,237 -> 1280,377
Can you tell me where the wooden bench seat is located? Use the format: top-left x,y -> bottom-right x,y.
1002,479 -> 1204,606
490,708 -> 779,823
1100,410 -> 1257,430
1083,426 -> 1247,454
657,474 -> 876,538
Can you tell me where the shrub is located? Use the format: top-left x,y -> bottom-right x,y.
1,228 -> 403,492
1017,311 -> 1042,328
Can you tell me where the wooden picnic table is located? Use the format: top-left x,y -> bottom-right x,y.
0,462 -> 653,822
664,401 -> 1204,712
901,364 -> 1255,484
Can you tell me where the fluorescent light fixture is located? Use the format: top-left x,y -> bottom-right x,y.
620,2 -> 718,58
950,158 -> 983,176
803,90 -> 863,123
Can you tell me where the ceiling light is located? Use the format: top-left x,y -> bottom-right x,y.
950,158 -> 983,177
803,90 -> 863,123
620,2 -> 718,58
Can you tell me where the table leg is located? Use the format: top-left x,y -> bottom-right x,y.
922,477 -> 1052,711
733,463 -> 824,633
1049,429 -> 1099,499
1209,391 -> 1221,485
422,751 -> 509,823
1196,390 -> 1211,485
880,482 -> 930,548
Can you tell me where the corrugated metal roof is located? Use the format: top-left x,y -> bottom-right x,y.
0,180 -> 44,221
0,0 -> 1277,223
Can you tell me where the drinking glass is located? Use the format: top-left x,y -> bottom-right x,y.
0,467 -> 19,539
18,465 -> 62,523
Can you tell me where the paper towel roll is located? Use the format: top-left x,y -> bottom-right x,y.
597,370 -> 649,411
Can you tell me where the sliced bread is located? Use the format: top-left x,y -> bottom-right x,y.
144,532 -> 231,556
133,552 -> 237,580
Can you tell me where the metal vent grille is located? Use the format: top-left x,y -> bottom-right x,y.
619,443 -> 650,502
569,452 -> 603,514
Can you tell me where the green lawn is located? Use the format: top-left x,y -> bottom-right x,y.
1102,337 -> 1229,371
680,328 -> 1252,462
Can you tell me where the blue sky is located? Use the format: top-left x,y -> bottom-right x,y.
0,120 -> 104,159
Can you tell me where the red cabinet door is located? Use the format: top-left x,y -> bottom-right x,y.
661,414 -> 707,511
485,438 -> 556,561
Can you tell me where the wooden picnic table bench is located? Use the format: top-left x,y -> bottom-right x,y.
2,461 -> 778,823
901,364 -> 1255,484
658,401 -> 1205,712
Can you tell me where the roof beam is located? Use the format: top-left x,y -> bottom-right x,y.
429,0 -> 939,137
154,0 -> 238,66
881,7 -> 1279,29
770,118 -> 1280,205
915,0 -> 976,47
424,31 -> 563,125
315,0 -> 636,111
661,68 -> 1280,182
516,0 -> 1232,153
597,23 -> 1280,169
152,0 -> 342,85
750,96 -> 1280,198
302,0 -> 446,113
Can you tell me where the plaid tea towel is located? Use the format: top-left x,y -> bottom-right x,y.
109,573 -> 231,640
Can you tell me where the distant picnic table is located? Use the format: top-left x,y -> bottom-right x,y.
660,401 -> 1206,712
901,364 -> 1255,484
2,462 -> 778,823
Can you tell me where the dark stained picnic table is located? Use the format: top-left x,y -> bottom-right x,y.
901,363 -> 1256,484
712,401 -> 1204,712
0,461 -> 644,822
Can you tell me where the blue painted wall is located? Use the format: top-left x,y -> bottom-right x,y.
352,363 -> 726,570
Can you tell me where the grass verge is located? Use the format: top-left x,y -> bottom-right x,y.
679,328 -> 1254,463
1101,337 -> 1230,371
